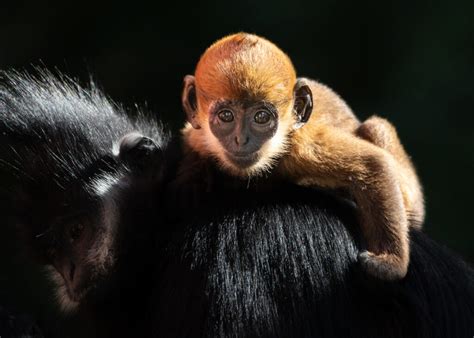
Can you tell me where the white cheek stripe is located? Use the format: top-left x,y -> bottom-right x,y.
46,266 -> 80,313
90,173 -> 122,197
87,172 -> 121,271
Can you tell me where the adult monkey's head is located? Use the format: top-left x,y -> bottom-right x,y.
0,72 -> 167,314
182,33 -> 313,177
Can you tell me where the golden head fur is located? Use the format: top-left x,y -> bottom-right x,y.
195,33 -> 296,108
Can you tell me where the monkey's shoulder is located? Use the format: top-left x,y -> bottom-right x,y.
299,77 -> 360,130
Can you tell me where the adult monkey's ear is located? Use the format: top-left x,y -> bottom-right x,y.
182,75 -> 201,129
118,132 -> 163,172
293,78 -> 313,129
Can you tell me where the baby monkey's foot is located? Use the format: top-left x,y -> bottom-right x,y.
358,251 -> 408,281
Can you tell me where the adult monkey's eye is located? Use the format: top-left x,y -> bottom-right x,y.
70,223 -> 85,242
217,110 -> 234,123
254,110 -> 271,124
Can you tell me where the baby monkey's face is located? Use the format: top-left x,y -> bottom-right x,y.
208,99 -> 279,171
182,74 -> 313,178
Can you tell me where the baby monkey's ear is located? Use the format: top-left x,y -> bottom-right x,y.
293,78 -> 313,129
118,132 -> 163,172
182,75 -> 201,129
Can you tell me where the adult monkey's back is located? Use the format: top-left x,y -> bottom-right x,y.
157,176 -> 474,338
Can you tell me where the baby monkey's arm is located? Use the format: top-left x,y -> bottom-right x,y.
280,125 -> 410,280
356,116 -> 425,228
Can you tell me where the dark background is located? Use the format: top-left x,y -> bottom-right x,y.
0,0 -> 472,321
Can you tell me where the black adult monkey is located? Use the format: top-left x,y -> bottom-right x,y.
0,71 -> 172,337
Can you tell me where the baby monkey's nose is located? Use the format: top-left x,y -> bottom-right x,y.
234,135 -> 250,146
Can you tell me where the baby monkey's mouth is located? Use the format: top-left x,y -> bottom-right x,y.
225,151 -> 259,168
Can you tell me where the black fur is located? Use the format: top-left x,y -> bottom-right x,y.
0,305 -> 44,338
0,70 -> 168,193
0,70 -> 169,252
156,169 -> 474,338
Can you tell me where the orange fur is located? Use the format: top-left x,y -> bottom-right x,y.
195,33 -> 295,114
182,33 -> 425,280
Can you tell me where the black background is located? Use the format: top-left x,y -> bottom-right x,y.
0,0 -> 473,319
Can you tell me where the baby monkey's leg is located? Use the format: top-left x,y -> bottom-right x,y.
356,117 -> 424,228
285,127 -> 410,280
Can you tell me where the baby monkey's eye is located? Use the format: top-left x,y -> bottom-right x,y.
254,110 -> 271,124
217,110 -> 234,123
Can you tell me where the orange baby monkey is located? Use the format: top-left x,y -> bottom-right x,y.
181,33 -> 424,280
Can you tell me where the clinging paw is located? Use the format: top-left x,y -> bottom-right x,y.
358,251 -> 408,281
